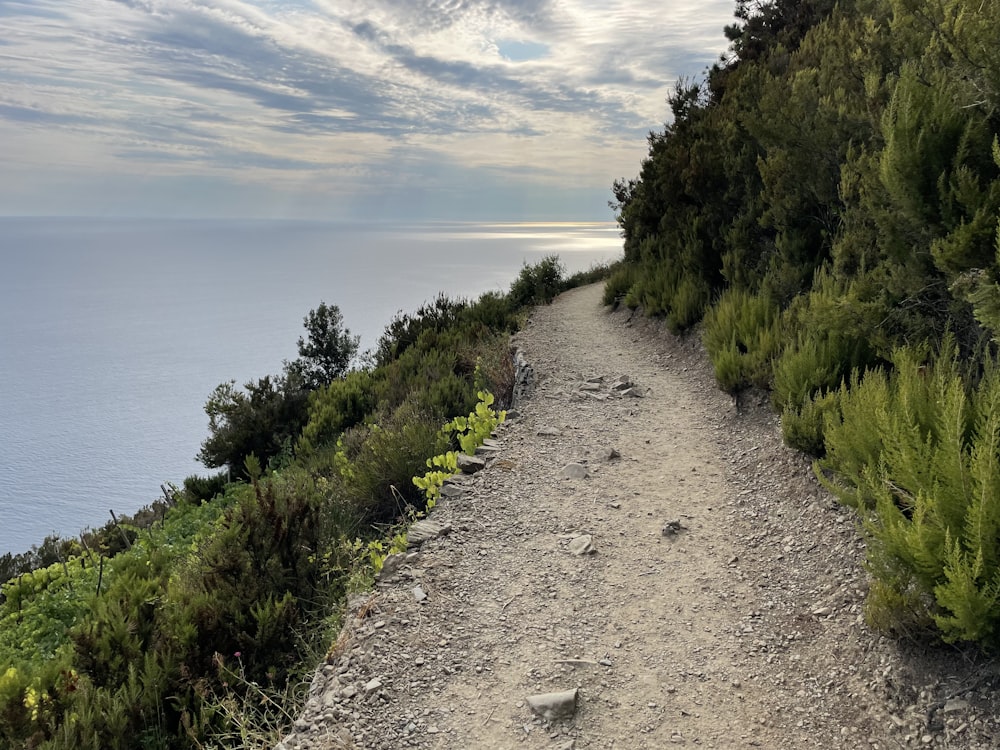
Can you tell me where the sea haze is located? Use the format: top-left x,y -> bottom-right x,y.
0,218 -> 622,555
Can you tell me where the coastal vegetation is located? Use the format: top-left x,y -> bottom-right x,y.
610,0 -> 1000,645
0,256 -> 614,748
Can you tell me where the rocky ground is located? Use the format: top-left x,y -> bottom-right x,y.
277,283 -> 1000,750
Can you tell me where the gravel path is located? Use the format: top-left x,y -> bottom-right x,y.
279,283 -> 1000,750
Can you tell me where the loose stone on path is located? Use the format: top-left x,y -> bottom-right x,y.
561,462 -> 589,479
526,689 -> 579,721
568,534 -> 597,556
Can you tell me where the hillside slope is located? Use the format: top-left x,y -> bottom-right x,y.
281,284 -> 1000,749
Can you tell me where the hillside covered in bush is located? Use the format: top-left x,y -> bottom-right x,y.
609,0 -> 1000,645
0,257 -> 611,749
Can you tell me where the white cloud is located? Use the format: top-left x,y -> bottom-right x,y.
0,0 -> 735,218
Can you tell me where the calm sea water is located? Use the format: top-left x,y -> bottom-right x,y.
0,218 -> 621,555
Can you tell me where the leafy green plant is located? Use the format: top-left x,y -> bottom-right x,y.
413,391 -> 505,507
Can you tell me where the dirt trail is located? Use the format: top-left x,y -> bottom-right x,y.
280,284 -> 1000,750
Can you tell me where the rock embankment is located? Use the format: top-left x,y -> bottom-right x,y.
278,283 -> 1000,749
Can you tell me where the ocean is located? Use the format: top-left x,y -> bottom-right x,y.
0,217 -> 622,556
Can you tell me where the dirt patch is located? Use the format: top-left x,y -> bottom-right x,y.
279,284 -> 1000,750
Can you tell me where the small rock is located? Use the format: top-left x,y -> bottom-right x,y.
456,453 -> 487,474
526,688 -> 579,721
341,685 -> 357,699
407,519 -> 452,547
377,553 -> 404,580
364,678 -> 383,694
537,426 -> 563,437
601,447 -> 621,461
561,463 -> 589,480
413,585 -> 427,603
579,382 -> 603,392
440,481 -> 470,499
812,606 -> 832,617
568,534 -> 597,556
611,376 -> 633,391
661,519 -> 686,536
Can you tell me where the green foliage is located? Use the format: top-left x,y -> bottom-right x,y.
602,263 -> 639,308
413,391 -> 506,507
818,347 -> 1000,643
327,401 -> 451,527
372,294 -> 470,368
702,289 -> 783,394
780,389 -> 839,457
507,255 -> 566,308
284,302 -> 360,389
297,370 -> 377,457
562,259 -> 622,291
197,375 -> 309,480
182,471 -> 229,503
608,0 -> 1000,647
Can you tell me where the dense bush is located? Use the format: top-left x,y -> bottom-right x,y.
507,255 -> 566,308
602,263 -> 638,308
701,289 -> 783,394
182,470 -> 229,503
371,294 -> 470,368
606,0 -> 1000,646
819,348 -> 1000,643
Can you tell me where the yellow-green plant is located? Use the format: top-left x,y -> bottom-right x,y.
413,391 -> 505,507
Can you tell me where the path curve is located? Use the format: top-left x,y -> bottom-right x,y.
280,283 -> 1000,750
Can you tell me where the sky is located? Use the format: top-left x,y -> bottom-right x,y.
0,0 -> 736,220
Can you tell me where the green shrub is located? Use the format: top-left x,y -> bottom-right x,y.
182,471 -> 229,503
460,290 -> 517,333
507,255 -> 566,308
627,263 -> 675,317
820,346 -> 1000,644
330,401 -> 450,527
702,289 -> 783,394
667,276 -> 712,333
780,389 -> 839,457
773,334 -> 862,412
298,370 -> 377,456
563,259 -> 622,290
602,264 -> 638,307
413,391 -> 506,508
372,294 -> 468,367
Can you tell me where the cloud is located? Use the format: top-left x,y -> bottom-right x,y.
0,0 -> 735,218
